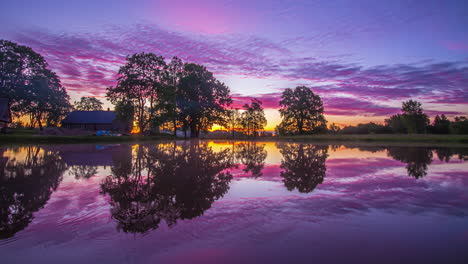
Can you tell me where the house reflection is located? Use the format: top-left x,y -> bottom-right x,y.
100,142 -> 233,234
276,143 -> 328,193
0,147 -> 67,239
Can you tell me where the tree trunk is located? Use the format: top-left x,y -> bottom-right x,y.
190,123 -> 198,138
37,116 -> 43,131
173,119 -> 177,137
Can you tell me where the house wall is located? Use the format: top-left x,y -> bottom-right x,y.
62,123 -> 114,131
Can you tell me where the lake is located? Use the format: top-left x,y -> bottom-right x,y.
0,141 -> 467,264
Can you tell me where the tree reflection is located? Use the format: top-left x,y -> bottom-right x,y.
277,143 -> 328,193
234,142 -> 267,177
100,143 -> 233,234
386,147 -> 433,179
69,165 -> 98,179
0,147 -> 66,239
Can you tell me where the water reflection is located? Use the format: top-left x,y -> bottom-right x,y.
386,147 -> 433,179
0,147 -> 66,239
277,143 -> 328,193
233,142 -> 267,177
100,143 -> 233,234
69,165 -> 99,179
0,142 -> 467,239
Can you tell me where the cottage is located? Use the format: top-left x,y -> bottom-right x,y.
61,110 -> 123,131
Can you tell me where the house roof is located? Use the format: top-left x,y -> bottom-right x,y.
62,111 -> 117,124
0,98 -> 12,123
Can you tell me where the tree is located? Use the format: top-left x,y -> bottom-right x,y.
0,40 -> 71,129
177,63 -> 232,138
151,57 -> 185,137
401,100 -> 429,133
385,114 -> 407,133
107,53 -> 167,133
240,99 -> 267,137
386,100 -> 429,134
279,86 -> 327,135
328,123 -> 340,134
224,108 -> 242,138
451,116 -> 468,135
430,114 -> 451,134
74,96 -> 103,111
114,100 -> 134,133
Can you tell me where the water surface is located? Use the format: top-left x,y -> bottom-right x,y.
1,141 -> 467,263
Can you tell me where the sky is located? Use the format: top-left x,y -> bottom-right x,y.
1,0 -> 467,130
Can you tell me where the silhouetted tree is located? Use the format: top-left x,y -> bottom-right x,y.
0,40 -> 71,129
0,147 -> 66,239
340,122 -> 391,134
114,100 -> 134,133
277,143 -> 328,193
177,63 -> 232,137
100,143 -> 232,234
224,108 -> 242,138
74,96 -> 103,111
240,99 -> 267,137
387,100 -> 429,134
107,53 -> 167,133
386,147 -> 433,178
278,86 -> 327,135
328,123 -> 341,134
151,57 -> 185,136
451,116 -> 468,134
385,114 -> 407,133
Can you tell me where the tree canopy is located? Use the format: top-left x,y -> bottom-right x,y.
107,52 -> 167,133
74,96 -> 103,111
240,99 -> 267,137
278,86 -> 327,135
107,54 -> 231,137
386,100 -> 429,134
177,63 -> 232,137
0,40 -> 71,129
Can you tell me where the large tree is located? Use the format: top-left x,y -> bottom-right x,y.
151,56 -> 184,136
0,40 -> 71,128
387,100 -> 429,134
74,96 -> 103,111
240,99 -> 267,137
107,53 -> 167,133
278,86 -> 327,135
177,63 -> 232,138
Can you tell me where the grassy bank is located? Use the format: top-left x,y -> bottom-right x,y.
277,134 -> 468,144
1,130 -> 467,145
0,130 -> 174,144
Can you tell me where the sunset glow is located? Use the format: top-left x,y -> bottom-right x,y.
1,0 -> 467,129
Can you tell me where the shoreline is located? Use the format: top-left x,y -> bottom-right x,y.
0,133 -> 467,145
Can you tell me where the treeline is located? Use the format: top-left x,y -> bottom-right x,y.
337,100 -> 468,135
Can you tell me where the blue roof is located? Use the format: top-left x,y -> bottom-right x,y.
62,111 -> 117,124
